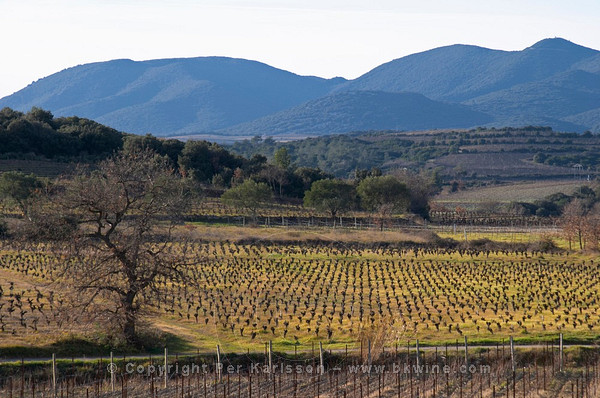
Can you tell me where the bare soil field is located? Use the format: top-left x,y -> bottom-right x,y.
434,179 -> 590,205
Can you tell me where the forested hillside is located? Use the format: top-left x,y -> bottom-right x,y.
230,127 -> 600,179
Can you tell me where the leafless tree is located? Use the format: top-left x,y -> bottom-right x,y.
258,164 -> 287,197
45,149 -> 195,344
584,203 -> 600,250
560,199 -> 587,250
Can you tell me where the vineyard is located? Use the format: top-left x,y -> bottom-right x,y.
1,234 -> 599,353
189,199 -> 561,229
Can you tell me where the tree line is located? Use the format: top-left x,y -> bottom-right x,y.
0,107 -> 331,198
0,107 -> 438,223
0,107 -> 123,159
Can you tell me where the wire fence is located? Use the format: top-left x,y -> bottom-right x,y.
183,214 -> 560,235
1,337 -> 598,398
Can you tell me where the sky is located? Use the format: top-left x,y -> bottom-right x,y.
0,0 -> 599,98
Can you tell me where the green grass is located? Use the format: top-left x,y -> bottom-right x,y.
0,332 -> 194,359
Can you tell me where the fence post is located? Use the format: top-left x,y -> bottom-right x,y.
559,333 -> 564,372
268,341 -> 272,381
320,342 -> 324,375
52,353 -> 57,398
416,339 -> 420,374
110,351 -> 115,393
217,345 -> 222,382
164,347 -> 168,389
510,337 -> 515,372
367,340 -> 372,377
464,337 -> 468,367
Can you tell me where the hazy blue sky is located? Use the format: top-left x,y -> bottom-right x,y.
1,0 -> 599,98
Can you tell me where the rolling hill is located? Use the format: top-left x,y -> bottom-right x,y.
336,38 -> 600,132
0,57 -> 344,136
230,127 -> 600,179
1,38 -> 599,136
220,91 -> 492,136
339,38 -> 598,101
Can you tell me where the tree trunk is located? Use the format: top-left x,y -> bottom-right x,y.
122,291 -> 137,345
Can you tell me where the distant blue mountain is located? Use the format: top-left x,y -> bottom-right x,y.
0,57 -> 345,136
335,38 -> 600,132
1,38 -> 599,136
466,70 -> 600,118
340,38 -> 598,102
220,91 -> 492,136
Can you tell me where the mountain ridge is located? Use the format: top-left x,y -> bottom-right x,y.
1,56 -> 345,135
219,90 -> 493,136
339,38 -> 599,102
1,38 -> 599,136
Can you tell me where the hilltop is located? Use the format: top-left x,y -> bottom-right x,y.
1,38 -> 599,136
